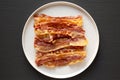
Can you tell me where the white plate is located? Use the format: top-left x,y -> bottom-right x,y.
22,1 -> 99,79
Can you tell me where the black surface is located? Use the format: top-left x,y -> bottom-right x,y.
0,0 -> 120,80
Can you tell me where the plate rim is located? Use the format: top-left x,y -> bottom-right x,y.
22,1 -> 100,79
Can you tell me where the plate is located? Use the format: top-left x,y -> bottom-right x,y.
22,1 -> 99,79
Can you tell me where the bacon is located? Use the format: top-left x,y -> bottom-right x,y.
36,55 -> 82,66
35,50 -> 86,66
35,29 -> 85,41
34,36 -> 87,52
35,33 -> 72,43
33,14 -> 87,67
36,46 -> 84,56
34,14 -> 83,27
34,22 -> 84,32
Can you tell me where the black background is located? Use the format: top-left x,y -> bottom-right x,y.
0,0 -> 120,80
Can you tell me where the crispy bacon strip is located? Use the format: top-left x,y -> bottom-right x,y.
34,36 -> 87,52
35,29 -> 85,41
36,54 -> 86,67
35,46 -> 86,67
36,46 -> 84,56
34,14 -> 83,27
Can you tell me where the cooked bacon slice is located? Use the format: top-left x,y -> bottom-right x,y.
34,36 -> 87,52
35,29 -> 85,41
35,46 -> 86,67
36,54 -> 86,67
36,46 -> 84,56
34,14 -> 83,27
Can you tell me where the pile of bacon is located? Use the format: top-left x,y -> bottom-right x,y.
34,14 -> 88,67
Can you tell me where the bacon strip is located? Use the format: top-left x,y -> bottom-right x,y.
36,46 -> 84,56
35,29 -> 85,41
34,14 -> 83,27
34,36 -> 87,52
35,48 -> 86,67
36,55 -> 85,67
